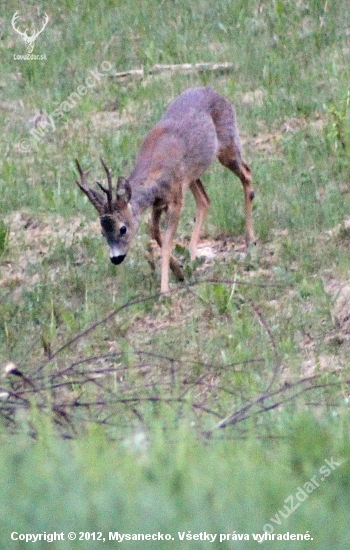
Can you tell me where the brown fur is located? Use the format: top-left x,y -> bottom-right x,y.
76,87 -> 255,292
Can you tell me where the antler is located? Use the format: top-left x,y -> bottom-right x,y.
11,11 -> 27,39
75,159 -> 106,215
97,158 -> 113,213
32,13 -> 49,40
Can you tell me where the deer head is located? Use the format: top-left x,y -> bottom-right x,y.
11,11 -> 49,53
75,159 -> 137,265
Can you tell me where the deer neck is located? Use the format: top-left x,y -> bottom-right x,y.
129,174 -> 164,218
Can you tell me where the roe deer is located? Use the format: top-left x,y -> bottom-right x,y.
75,86 -> 255,293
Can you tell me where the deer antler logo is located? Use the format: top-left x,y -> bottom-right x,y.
11,11 -> 49,54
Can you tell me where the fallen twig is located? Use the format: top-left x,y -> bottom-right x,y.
112,62 -> 235,80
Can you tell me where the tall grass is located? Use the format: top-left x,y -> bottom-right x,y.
1,414 -> 350,549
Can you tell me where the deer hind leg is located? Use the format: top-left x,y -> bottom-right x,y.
214,99 -> 256,246
151,202 -> 184,284
218,152 -> 256,246
189,179 -> 210,260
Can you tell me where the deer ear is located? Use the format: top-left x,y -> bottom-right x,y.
116,177 -> 132,204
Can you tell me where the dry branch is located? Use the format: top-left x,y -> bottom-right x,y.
112,62 -> 235,80
0,279 -> 347,438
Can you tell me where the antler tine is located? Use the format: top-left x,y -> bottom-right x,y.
12,11 -> 19,24
75,159 -> 91,189
75,159 -> 106,214
100,157 -> 113,213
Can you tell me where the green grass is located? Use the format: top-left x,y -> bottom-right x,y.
1,0 -> 350,546
0,414 -> 349,550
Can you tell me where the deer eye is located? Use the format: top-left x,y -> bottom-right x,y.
120,226 -> 127,235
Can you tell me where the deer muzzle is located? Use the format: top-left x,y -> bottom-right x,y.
110,254 -> 126,265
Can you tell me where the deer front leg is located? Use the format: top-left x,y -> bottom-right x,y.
160,201 -> 182,293
151,203 -> 184,282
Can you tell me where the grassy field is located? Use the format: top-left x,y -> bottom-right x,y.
1,0 -> 350,548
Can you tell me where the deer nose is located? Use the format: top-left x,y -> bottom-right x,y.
110,255 -> 126,265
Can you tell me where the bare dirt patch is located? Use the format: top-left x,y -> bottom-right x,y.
324,278 -> 350,337
1,211 -> 99,290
